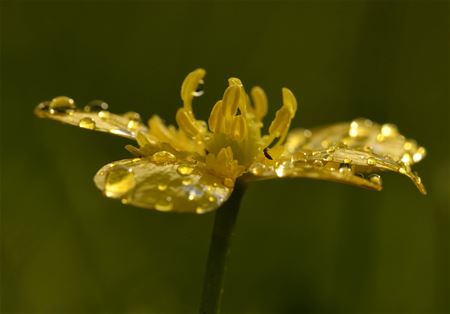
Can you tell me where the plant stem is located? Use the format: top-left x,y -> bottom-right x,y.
199,180 -> 247,314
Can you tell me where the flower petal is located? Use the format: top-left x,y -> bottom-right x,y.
34,97 -> 147,140
246,119 -> 426,194
93,156 -> 233,214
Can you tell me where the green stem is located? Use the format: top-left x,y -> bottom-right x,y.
199,180 -> 247,314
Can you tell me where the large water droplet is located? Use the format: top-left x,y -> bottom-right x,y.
152,151 -> 176,164
84,100 -> 109,112
192,80 -> 204,97
49,96 -> 75,114
368,174 -> 382,185
78,117 -> 96,130
105,166 -> 136,198
177,164 -> 194,176
155,197 -> 173,212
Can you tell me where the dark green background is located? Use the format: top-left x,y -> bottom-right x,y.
1,1 -> 449,313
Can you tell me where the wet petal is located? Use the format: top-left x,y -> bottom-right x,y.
94,155 -> 233,214
248,119 -> 427,194
285,119 -> 426,165
34,98 -> 147,140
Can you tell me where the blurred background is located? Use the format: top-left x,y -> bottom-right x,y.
1,1 -> 449,313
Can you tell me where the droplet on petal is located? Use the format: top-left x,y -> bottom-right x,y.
367,157 -> 376,165
49,96 -> 75,114
155,197 -> 173,212
104,166 -> 136,198
338,163 -> 353,175
368,174 -> 382,185
84,100 -> 109,112
152,151 -> 176,164
78,117 -> 96,130
98,110 -> 110,119
177,164 -> 194,176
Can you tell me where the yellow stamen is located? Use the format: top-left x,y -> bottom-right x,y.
180,68 -> 205,113
250,86 -> 268,121
231,115 -> 248,141
176,108 -> 202,138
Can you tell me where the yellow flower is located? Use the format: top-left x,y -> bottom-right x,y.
34,68 -> 427,214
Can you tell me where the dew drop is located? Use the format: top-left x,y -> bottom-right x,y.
401,153 -> 412,165
208,195 -> 217,203
368,174 -> 382,185
98,110 -> 110,119
367,157 -> 376,165
78,117 -> 96,130
313,160 -> 324,168
155,197 -> 173,212
105,166 -> 136,198
196,207 -> 207,214
49,96 -> 75,114
343,158 -> 352,164
152,151 -> 176,164
158,183 -> 168,191
399,167 -> 407,174
182,178 -> 193,186
84,100 -> 109,112
338,163 -> 353,175
177,164 -> 194,176
223,178 -> 234,188
192,80 -> 204,97
381,123 -> 398,138
249,162 -> 265,176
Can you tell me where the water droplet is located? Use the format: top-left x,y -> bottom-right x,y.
326,147 -> 336,154
123,111 -> 141,120
323,154 -> 332,162
105,166 -> 136,198
182,178 -> 193,186
152,151 -> 176,164
37,101 -> 50,111
155,197 -> 173,212
78,117 -> 96,130
343,158 -> 352,164
223,178 -> 234,187
275,163 -> 287,177
401,153 -> 412,164
192,80 -> 204,97
158,184 -> 168,191
98,110 -> 110,119
338,163 -> 352,175
399,167 -> 407,174
367,157 -> 376,165
381,123 -> 398,138
368,174 -> 382,185
313,160 -> 324,168
413,147 -> 426,162
84,100 -> 108,112
177,164 -> 194,176
49,96 -> 75,114
249,162 -> 265,176
196,207 -> 207,214
208,195 -> 216,203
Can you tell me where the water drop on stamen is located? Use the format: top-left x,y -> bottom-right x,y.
192,80 -> 204,97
